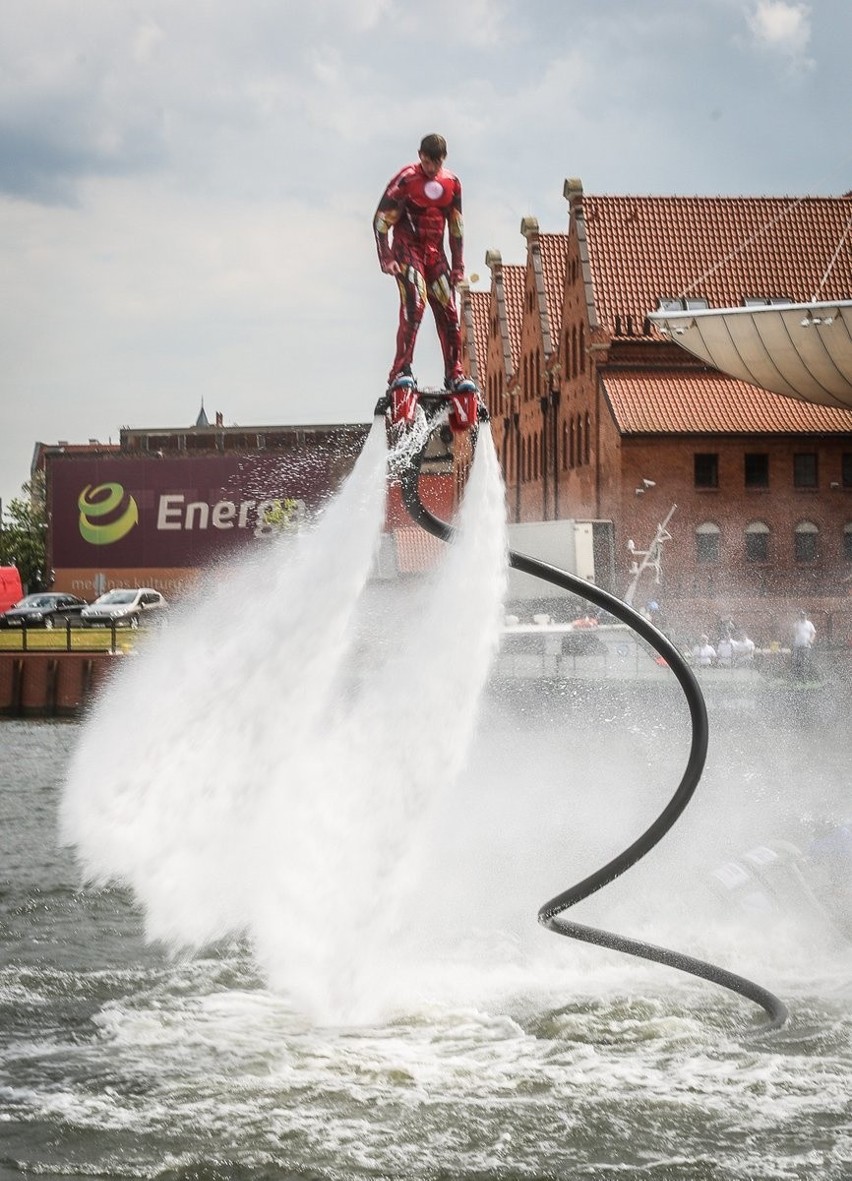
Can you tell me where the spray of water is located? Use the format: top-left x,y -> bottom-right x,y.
60,425 -> 508,1022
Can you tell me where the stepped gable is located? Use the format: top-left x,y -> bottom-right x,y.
603,368 -> 852,435
466,287 -> 491,380
580,192 -> 852,337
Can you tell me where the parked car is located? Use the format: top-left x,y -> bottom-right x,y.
0,592 -> 87,629
80,588 -> 168,628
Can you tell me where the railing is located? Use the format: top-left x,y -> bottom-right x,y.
0,619 -> 137,655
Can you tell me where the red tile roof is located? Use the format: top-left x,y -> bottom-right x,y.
392,526 -> 446,573
603,368 -> 852,435
501,263 -> 526,374
582,194 -> 852,337
539,232 -> 568,346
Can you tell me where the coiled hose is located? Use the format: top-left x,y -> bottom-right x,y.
396,424 -> 788,1032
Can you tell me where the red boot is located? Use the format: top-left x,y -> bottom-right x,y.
390,375 -> 418,426
447,378 -> 478,433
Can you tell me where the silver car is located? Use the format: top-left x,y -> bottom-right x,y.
80,588 -> 168,628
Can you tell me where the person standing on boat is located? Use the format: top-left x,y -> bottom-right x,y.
792,610 -> 816,680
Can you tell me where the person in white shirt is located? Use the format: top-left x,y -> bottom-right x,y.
792,611 -> 816,679
692,634 -> 716,667
731,630 -> 756,666
716,636 -> 734,666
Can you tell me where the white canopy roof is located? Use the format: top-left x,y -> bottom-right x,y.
648,301 -> 852,410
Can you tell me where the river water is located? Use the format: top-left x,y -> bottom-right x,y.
2,426 -> 852,1180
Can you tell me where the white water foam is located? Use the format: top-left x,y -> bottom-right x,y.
61,424 -> 508,1023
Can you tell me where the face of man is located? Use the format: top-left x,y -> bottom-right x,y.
418,151 -> 444,179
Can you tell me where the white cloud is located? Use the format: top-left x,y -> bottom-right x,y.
747,1 -> 814,69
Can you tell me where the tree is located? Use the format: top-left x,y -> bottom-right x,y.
0,472 -> 48,591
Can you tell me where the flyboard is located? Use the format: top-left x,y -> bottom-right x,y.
376,380 -> 788,1034
374,377 -> 487,442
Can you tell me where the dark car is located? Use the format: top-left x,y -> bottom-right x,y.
0,592 -> 88,629
80,588 -> 168,628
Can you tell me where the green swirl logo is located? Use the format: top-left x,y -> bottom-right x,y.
78,483 -> 139,545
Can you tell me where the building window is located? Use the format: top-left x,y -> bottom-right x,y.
842,453 -> 852,488
745,521 -> 770,562
794,521 -> 819,563
694,453 -> 719,488
794,453 -> 818,488
744,453 -> 769,488
658,297 -> 710,312
845,523 -> 852,561
696,522 -> 720,563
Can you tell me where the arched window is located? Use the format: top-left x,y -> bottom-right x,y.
696,522 -> 721,564
572,325 -> 578,378
562,422 -> 569,470
794,520 -> 818,563
576,415 -> 583,465
579,322 -> 586,373
745,520 -> 770,563
584,412 -> 591,463
569,419 -> 575,468
845,522 -> 852,561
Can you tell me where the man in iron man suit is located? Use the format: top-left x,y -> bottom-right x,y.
374,133 -> 478,430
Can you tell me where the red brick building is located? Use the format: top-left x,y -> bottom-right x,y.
460,183 -> 852,645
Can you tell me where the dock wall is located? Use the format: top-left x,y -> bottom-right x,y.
0,653 -> 123,718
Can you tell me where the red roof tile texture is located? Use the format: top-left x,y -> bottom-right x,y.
539,233 -> 568,345
582,194 -> 852,336
467,288 -> 490,375
501,263 -> 526,373
392,526 -> 446,573
603,369 -> 852,435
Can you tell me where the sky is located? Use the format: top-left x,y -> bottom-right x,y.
1,0 -> 851,511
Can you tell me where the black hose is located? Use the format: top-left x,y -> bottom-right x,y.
395,422 -> 788,1032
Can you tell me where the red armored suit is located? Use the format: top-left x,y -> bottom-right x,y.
374,159 -> 467,392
